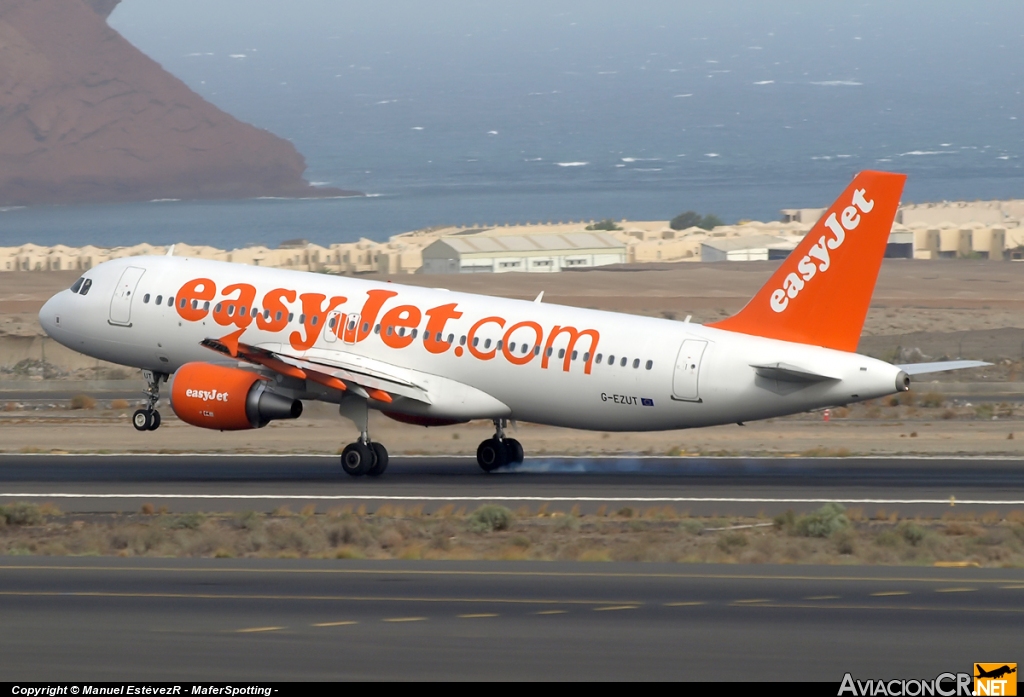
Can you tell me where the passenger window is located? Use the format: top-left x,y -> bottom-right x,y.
363,323 -> 370,333
374,324 -> 381,334
387,326 -> 394,336
251,308 -> 258,318
534,346 -> 540,356
509,342 -> 516,352
311,315 -> 319,326
583,352 -> 590,362
188,299 -> 195,309
81,279 -> 92,295
572,350 -> 578,361
398,327 -> 406,337
228,305 -> 235,316
633,358 -> 640,369
496,340 -> 502,350
143,294 -> 150,303
522,344 -> 529,354
558,348 -> 565,359
288,313 -> 294,322
204,301 -> 210,311
411,329 -> 418,339
166,295 -> 172,306
484,338 -> 491,349
240,306 -> 247,316
473,337 -> 479,347
215,303 -> 222,313
621,357 -> 627,367
70,278 -> 84,293
596,354 -> 603,364
447,334 -> 454,344
608,354 -> 615,365
264,309 -> 270,319
276,311 -> 282,321
299,314 -> 305,324
460,336 -> 467,346
646,360 -> 653,370
546,347 -> 553,357
156,295 -> 163,305
328,317 -> 336,329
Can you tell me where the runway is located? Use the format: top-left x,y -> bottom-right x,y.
1,454 -> 1023,515
0,558 -> 1020,680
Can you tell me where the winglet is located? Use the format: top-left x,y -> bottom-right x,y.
709,171 -> 906,352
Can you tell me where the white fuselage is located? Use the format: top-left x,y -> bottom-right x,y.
39,256 -> 903,432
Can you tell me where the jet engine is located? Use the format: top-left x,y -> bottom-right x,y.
170,362 -> 302,430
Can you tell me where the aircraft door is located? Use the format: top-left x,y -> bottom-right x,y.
323,311 -> 342,343
671,339 -> 707,402
108,266 -> 146,326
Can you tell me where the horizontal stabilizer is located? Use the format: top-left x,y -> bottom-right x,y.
897,360 -> 990,376
751,362 -> 839,383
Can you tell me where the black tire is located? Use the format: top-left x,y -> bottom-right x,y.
147,410 -> 161,431
477,437 -> 509,473
504,438 -> 524,463
132,409 -> 151,432
341,442 -> 374,477
367,442 -> 389,477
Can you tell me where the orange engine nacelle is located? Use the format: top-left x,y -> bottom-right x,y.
171,362 -> 303,431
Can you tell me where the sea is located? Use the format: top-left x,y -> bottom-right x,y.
1,0 -> 1022,249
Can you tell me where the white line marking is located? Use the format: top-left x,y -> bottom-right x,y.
0,493 -> 1022,505
1,453 -> 1022,461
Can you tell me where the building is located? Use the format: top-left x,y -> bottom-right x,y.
420,232 -> 626,274
700,235 -> 798,262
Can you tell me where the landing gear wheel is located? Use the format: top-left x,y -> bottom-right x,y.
147,410 -> 161,431
367,442 -> 389,477
132,409 -> 152,432
341,441 -> 375,477
477,437 -> 509,473
504,438 -> 524,464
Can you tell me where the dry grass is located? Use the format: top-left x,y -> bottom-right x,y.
0,502 -> 1022,566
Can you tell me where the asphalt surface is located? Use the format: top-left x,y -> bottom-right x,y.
1,454 -> 1023,515
0,558 -> 1020,680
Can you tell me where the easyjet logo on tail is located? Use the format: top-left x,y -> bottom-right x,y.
770,188 -> 875,313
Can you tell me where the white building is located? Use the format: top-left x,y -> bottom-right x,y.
420,232 -> 626,274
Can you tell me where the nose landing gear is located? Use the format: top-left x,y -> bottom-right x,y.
477,419 -> 523,473
132,370 -> 167,432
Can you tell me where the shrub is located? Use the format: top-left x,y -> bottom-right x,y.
110,399 -> 130,410
585,219 -> 620,231
919,392 -> 945,408
899,522 -> 926,546
793,503 -> 849,538
70,394 -> 96,410
0,503 -> 44,526
468,505 -> 514,533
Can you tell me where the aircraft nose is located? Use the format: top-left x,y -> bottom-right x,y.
38,293 -> 63,338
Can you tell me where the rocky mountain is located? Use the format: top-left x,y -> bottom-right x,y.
0,0 -> 357,205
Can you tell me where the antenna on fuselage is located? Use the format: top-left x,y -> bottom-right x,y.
166,245 -> 175,257
534,291 -> 544,303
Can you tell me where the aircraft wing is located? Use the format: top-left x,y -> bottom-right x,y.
897,360 -> 990,376
200,332 -> 431,405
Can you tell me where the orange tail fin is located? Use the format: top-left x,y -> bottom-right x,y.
708,170 -> 906,352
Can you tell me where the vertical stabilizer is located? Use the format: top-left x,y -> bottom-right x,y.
708,170 -> 905,352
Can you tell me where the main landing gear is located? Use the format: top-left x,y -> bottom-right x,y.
132,369 -> 166,432
477,419 -> 524,473
338,396 -> 388,477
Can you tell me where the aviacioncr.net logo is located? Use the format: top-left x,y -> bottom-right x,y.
838,672 -> 972,696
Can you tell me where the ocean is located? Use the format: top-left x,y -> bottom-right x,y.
1,0 -> 1021,249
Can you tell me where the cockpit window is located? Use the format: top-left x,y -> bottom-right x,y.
70,278 -> 84,294
80,279 -> 93,295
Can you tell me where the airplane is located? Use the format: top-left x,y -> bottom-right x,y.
38,170 -> 986,477
975,665 -> 1017,680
